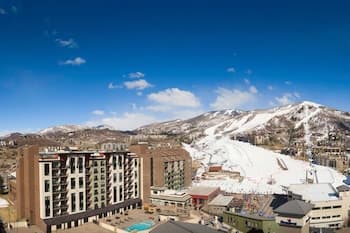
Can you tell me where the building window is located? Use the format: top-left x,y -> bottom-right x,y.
71,193 -> 76,212
119,173 -> 123,182
119,186 -> 123,201
118,156 -> 122,169
79,192 -> 84,211
78,158 -> 83,173
44,164 -> 50,176
45,196 -> 50,217
135,159 -> 138,167
79,177 -> 84,189
113,173 -> 117,183
44,180 -> 50,192
113,187 -> 117,203
113,156 -> 117,170
70,158 -> 76,173
71,178 -> 76,189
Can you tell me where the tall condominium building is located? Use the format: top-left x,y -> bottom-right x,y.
129,143 -> 192,203
14,146 -> 141,233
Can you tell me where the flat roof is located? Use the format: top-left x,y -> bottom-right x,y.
208,194 -> 234,206
288,183 -> 339,202
188,186 -> 219,196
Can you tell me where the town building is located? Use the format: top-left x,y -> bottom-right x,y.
129,142 -> 192,203
13,145 -> 141,233
285,183 -> 350,229
274,199 -> 313,233
206,194 -> 235,217
223,211 -> 278,233
149,187 -> 191,216
188,186 -> 220,209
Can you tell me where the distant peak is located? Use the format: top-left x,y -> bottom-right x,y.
298,101 -> 323,108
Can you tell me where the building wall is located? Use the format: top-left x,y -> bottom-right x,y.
129,144 -> 192,203
224,211 -> 278,233
16,146 -> 46,231
208,205 -> 227,217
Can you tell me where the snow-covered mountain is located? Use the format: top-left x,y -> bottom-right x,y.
184,129 -> 345,193
38,125 -> 88,135
139,101 -> 350,148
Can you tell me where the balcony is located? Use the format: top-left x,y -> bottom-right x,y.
53,189 -> 61,193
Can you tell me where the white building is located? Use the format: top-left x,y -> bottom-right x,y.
286,183 -> 350,229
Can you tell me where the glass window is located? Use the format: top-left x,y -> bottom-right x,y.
78,158 -> 83,173
71,193 -> 76,212
113,187 -> 117,203
71,178 -> 76,189
44,180 -> 50,192
70,158 -> 76,173
45,196 -> 50,217
79,192 -> 84,211
79,177 -> 84,188
119,173 -> 123,182
44,164 -> 50,176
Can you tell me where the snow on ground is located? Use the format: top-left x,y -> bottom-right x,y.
183,124 -> 346,194
0,197 -> 9,208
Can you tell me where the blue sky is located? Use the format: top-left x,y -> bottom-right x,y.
1,0 -> 350,133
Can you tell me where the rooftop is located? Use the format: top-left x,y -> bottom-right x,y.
288,183 -> 339,202
274,200 -> 313,217
188,186 -> 219,196
208,194 -> 234,206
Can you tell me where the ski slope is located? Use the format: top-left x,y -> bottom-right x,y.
184,124 -> 346,194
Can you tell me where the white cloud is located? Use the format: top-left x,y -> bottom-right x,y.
245,69 -> 252,75
124,79 -> 152,90
56,38 -> 78,48
210,87 -> 257,110
249,86 -> 258,94
108,82 -> 122,89
275,92 -> 301,106
148,88 -> 200,108
11,6 -> 17,14
0,8 -> 6,15
60,57 -> 86,66
244,78 -> 250,85
128,72 -> 145,79
136,91 -> 143,96
92,110 -> 104,116
227,67 -> 236,73
146,105 -> 172,112
86,112 -> 157,130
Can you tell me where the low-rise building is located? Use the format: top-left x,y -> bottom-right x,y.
149,187 -> 191,216
286,183 -> 350,229
188,186 -> 220,209
207,194 -> 235,217
274,199 -> 313,233
223,211 -> 278,233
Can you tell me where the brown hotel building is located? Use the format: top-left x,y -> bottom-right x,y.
129,143 -> 192,203
14,146 -> 141,233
